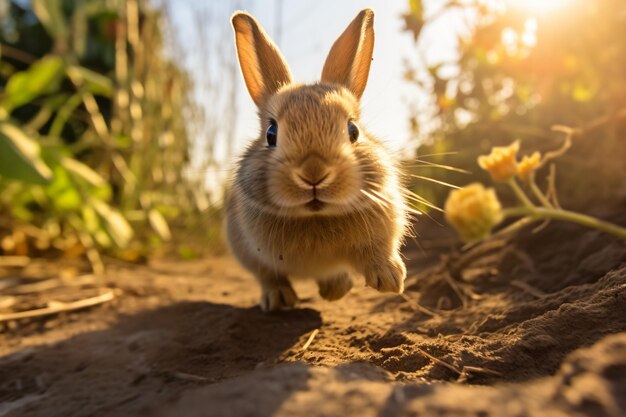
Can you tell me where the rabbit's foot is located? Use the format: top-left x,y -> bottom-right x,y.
365,254 -> 406,293
260,282 -> 298,312
317,273 -> 353,301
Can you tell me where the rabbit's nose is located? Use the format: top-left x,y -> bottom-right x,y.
294,155 -> 334,189
298,172 -> 329,187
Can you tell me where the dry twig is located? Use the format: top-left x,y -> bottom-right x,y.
0,290 -> 115,322
415,347 -> 461,375
169,371 -> 210,383
301,329 -> 319,351
457,365 -> 503,383
399,293 -> 440,318
510,279 -> 547,299
0,256 -> 30,267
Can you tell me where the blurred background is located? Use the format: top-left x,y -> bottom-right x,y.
0,0 -> 624,271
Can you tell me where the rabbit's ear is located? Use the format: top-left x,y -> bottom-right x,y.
232,12 -> 292,107
321,9 -> 375,99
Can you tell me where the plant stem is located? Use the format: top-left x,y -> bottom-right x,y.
528,173 -> 553,208
502,206 -> 626,241
508,178 -> 535,209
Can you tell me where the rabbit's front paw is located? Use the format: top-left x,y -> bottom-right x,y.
317,273 -> 353,301
365,255 -> 406,293
260,284 -> 298,312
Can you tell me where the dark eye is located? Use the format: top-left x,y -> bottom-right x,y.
266,119 -> 278,147
348,121 -> 359,143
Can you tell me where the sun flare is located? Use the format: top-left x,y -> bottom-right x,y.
507,0 -> 573,15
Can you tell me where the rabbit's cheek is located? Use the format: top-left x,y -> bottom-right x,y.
266,172 -> 311,208
316,176 -> 361,208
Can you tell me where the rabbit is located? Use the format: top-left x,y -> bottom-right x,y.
227,8 -> 409,311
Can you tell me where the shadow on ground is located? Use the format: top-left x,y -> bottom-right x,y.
0,302 -> 321,417
152,333 -> 626,417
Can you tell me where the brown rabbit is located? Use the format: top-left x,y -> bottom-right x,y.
227,9 -> 409,311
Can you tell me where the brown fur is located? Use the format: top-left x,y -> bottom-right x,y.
228,9 -> 409,311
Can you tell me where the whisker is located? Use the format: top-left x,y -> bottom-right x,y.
360,189 -> 389,208
409,200 -> 444,213
404,160 -> 471,174
409,174 -> 461,190
405,205 -> 425,216
368,189 -> 399,208
401,192 -> 444,213
415,151 -> 458,158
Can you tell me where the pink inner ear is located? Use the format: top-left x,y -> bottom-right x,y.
321,9 -> 375,99
232,12 -> 292,107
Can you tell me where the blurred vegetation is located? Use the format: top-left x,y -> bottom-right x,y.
0,0 -> 213,272
403,0 -> 626,210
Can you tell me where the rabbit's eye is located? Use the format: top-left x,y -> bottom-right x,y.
266,120 -> 278,147
348,121 -> 359,143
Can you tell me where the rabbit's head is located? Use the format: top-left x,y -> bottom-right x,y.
232,9 -> 396,217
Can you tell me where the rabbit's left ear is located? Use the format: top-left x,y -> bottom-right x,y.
321,9 -> 375,99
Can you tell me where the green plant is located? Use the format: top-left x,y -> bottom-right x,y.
0,0 -> 211,271
402,0 -> 626,209
445,127 -> 626,242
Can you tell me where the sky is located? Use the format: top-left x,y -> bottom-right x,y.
166,0 -> 469,166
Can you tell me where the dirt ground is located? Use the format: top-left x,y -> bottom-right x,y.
1,210 -> 625,417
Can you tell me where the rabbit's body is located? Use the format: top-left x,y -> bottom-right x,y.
228,10 -> 409,311
227,170 -> 407,278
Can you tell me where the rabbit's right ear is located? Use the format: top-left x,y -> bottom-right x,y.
231,12 -> 292,107
321,9 -> 375,99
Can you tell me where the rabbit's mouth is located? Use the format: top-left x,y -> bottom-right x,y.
304,198 -> 325,212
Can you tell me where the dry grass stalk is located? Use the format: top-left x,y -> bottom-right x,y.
0,256 -> 30,267
301,329 -> 320,351
399,293 -> 440,318
0,290 -> 115,322
414,347 -> 461,375
457,365 -> 503,383
510,279 -> 547,299
170,371 -> 209,383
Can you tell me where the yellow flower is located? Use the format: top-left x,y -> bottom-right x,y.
445,183 -> 504,242
517,151 -> 541,181
478,140 -> 520,182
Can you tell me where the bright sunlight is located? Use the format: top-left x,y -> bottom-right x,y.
506,0 -> 574,15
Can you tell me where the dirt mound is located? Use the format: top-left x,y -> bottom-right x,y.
0,215 -> 624,416
154,333 -> 626,417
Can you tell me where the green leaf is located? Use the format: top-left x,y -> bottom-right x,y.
60,157 -> 108,189
67,65 -> 114,97
45,165 -> 82,211
82,206 -> 100,232
2,56 -> 65,112
91,200 -> 133,248
32,0 -> 68,38
93,229 -> 112,248
148,208 -> 172,241
44,164 -> 85,212
0,123 -> 53,184
53,187 -> 82,210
